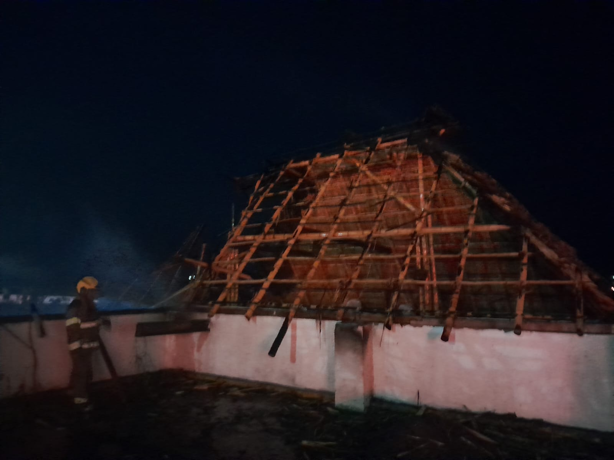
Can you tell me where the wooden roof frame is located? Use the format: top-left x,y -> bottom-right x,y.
160,125 -> 614,344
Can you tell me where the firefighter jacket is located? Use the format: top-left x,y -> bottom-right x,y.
65,296 -> 101,351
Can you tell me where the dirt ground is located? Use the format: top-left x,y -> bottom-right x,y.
1,371 -> 612,460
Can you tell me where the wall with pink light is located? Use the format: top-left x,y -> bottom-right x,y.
372,324 -> 614,432
2,313 -> 613,431
0,313 -> 175,396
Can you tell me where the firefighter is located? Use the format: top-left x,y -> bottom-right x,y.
66,276 -> 103,408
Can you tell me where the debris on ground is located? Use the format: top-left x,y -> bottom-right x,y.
0,370 -> 612,459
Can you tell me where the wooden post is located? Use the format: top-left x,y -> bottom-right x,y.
514,231 -> 529,335
245,152 -> 348,319
441,197 -> 479,342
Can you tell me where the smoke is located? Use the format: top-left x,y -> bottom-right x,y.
0,209 -> 158,297
75,212 -> 157,298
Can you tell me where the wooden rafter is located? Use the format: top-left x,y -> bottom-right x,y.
287,150 -> 375,322
441,197 -> 479,342
384,164 -> 442,328
334,173 -> 395,320
174,135 -> 614,337
350,161 -> 417,213
427,213 -> 439,312
192,304 -> 614,335
212,170 -> 283,273
417,152 -> 428,313
209,157 -> 317,317
526,230 -> 614,311
244,152 -> 349,319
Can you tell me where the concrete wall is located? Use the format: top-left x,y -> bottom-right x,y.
184,315 -> 336,393
0,313 -> 172,397
373,324 -> 614,432
2,313 -> 613,431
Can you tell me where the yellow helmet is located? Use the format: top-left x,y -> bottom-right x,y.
76,276 -> 99,293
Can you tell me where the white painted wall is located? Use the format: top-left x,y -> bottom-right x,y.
0,313 -> 171,397
184,315 -> 336,393
2,313 -> 613,431
372,324 -> 614,432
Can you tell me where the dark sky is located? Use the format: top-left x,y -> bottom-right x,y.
1,0 -> 613,294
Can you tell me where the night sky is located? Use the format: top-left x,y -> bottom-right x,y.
1,1 -> 613,295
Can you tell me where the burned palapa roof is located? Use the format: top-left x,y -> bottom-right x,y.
172,114 -> 614,342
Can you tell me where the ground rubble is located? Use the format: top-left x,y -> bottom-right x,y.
1,370 -> 612,460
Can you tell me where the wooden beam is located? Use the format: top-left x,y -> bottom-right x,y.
441,197 -> 479,342
417,152 -> 428,313
182,257 -> 209,270
443,163 -> 477,196
335,172 -> 395,320
288,151 -> 375,322
513,231 -> 529,335
215,251 -> 533,265
213,167 -> 286,272
209,157 -> 319,317
188,304 -> 614,335
196,278 -> 577,287
350,159 -> 417,212
385,165 -> 442,328
244,152 -> 348,319
526,230 -> 614,311
230,224 -> 511,244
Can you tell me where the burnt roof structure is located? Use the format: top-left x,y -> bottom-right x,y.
170,113 -> 614,343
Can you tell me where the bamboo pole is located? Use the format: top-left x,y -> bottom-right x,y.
244,152 -> 349,319
513,231 -> 529,335
441,197 -> 479,342
209,157 -> 319,317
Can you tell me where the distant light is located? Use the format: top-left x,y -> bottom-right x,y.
611,286 -> 614,292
